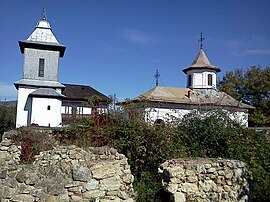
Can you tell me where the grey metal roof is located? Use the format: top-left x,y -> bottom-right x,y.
183,49 -> 221,74
19,15 -> 66,57
27,18 -> 59,44
29,88 -> 65,98
120,86 -> 254,110
14,79 -> 65,89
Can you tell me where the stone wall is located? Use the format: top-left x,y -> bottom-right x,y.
0,131 -> 134,202
159,158 -> 253,202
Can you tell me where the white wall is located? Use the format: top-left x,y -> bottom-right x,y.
31,97 -> 62,127
187,69 -> 217,89
143,106 -> 249,126
16,86 -> 63,127
145,107 -> 191,123
16,87 -> 36,127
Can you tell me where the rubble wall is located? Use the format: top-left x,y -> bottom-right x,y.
0,131 -> 134,202
159,158 -> 253,202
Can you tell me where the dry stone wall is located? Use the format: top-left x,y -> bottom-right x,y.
159,158 -> 253,202
0,131 -> 134,202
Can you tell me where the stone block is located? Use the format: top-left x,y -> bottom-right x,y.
11,194 -> 35,202
70,165 -> 91,182
83,189 -> 106,199
174,192 -> 186,202
84,179 -> 99,191
91,163 -> 116,180
100,176 -> 121,191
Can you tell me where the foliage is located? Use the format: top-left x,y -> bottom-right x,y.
174,110 -> 270,201
53,108 -> 269,202
0,105 -> 16,139
12,127 -> 56,163
218,66 -> 270,126
10,107 -> 269,201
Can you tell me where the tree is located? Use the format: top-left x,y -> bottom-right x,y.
218,66 -> 270,126
0,105 -> 16,139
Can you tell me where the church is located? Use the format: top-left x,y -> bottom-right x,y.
14,12 -> 109,128
119,43 -> 254,126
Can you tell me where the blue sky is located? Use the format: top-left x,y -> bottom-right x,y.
0,0 -> 270,101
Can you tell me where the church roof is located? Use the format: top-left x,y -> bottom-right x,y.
183,49 -> 221,74
120,86 -> 254,110
27,14 -> 59,44
29,88 -> 65,98
62,84 -> 110,102
18,13 -> 66,57
14,79 -> 65,89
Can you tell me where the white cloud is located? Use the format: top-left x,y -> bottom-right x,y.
0,82 -> 17,100
121,28 -> 158,44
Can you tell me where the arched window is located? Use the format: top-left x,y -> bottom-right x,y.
154,119 -> 165,126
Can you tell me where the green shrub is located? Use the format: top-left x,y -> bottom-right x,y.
0,105 -> 16,139
48,109 -> 270,201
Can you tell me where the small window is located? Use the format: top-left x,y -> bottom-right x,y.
39,58 -> 45,77
208,74 -> 213,86
188,75 -> 192,87
47,105 -> 51,110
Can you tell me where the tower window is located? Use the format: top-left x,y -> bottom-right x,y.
208,74 -> 213,86
47,105 -> 51,110
38,58 -> 45,77
188,75 -> 192,87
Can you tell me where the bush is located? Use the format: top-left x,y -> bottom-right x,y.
35,109 -> 269,201
0,105 -> 16,139
12,127 -> 56,163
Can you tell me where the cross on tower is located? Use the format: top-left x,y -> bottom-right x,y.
154,69 -> 160,87
41,8 -> 47,20
198,32 -> 205,49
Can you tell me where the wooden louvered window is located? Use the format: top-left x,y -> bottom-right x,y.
38,58 -> 45,77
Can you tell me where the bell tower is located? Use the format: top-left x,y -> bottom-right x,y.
14,11 -> 66,127
182,33 -> 220,90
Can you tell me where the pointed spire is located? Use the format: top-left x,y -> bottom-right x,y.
25,10 -> 60,44
183,49 -> 220,74
191,49 -> 212,67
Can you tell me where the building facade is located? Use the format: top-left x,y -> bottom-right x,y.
14,13 -> 66,127
61,84 -> 110,121
120,48 -> 254,126
14,13 -> 109,127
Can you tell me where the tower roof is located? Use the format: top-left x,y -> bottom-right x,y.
26,10 -> 59,44
18,12 -> 66,57
183,49 -> 221,74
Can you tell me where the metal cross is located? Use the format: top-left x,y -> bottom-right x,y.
154,69 -> 160,87
198,32 -> 205,49
41,8 -> 47,21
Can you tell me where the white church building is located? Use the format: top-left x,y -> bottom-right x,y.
119,47 -> 254,126
14,13 -> 109,128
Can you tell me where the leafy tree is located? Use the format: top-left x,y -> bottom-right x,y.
218,66 -> 270,126
174,111 -> 270,202
0,105 -> 16,139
